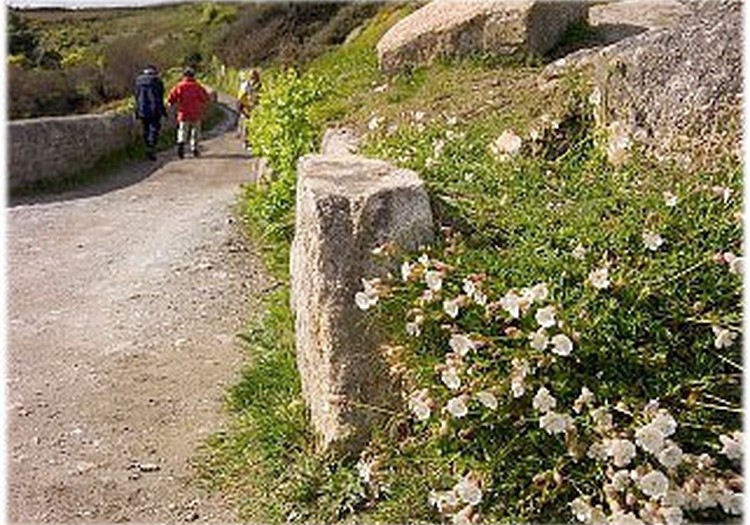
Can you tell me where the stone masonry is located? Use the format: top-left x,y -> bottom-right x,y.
290,154 -> 433,454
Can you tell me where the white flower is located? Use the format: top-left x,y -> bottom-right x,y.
355,291 -> 378,310
712,326 -> 737,349
720,491 -> 743,515
729,256 -> 743,274
454,472 -> 482,505
643,231 -> 664,251
462,278 -> 476,296
711,185 -> 733,203
446,396 -> 469,418
719,432 -> 742,460
356,457 -> 374,484
373,83 -> 388,93
406,320 -> 422,337
610,512 -> 645,525
663,191 -> 678,207
660,506 -> 683,525
413,110 -> 425,122
612,469 -> 631,491
472,290 -> 487,306
443,297 -> 461,319
408,389 -> 432,421
635,423 -> 666,455
587,442 -> 609,461
662,489 -> 685,508
425,270 -> 443,292
535,305 -> 557,328
429,489 -> 459,512
588,87 -> 602,106
529,282 -> 549,302
367,115 -> 381,131
449,334 -> 476,357
591,407 -> 613,433
570,497 -> 592,522
499,291 -> 522,318
573,387 -> 595,413
608,439 -> 637,467
452,505 -> 475,525
401,261 -> 414,282
475,391 -> 498,410
490,130 -> 523,158
551,334 -> 573,356
638,470 -> 669,498
511,379 -> 526,398
529,328 -> 549,351
658,442 -> 683,469
651,410 -> 677,437
441,368 -> 461,391
446,115 -> 458,126
418,253 -> 430,266
539,411 -> 574,434
510,358 -> 529,398
588,267 -> 610,290
572,243 -> 587,260
533,386 -> 557,413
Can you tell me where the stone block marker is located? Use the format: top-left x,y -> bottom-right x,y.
290,154 -> 433,453
377,0 -> 588,73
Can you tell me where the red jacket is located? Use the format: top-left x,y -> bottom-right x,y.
167,77 -> 209,123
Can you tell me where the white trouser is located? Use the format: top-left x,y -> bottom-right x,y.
177,121 -> 201,151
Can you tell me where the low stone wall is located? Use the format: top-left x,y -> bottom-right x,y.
8,109 -> 178,191
10,111 -> 131,190
290,140 -> 433,454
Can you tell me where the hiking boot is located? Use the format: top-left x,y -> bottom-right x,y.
192,148 -> 200,158
146,148 -> 157,161
177,143 -> 185,159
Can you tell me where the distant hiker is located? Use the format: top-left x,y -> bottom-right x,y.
167,67 -> 210,159
134,65 -> 166,161
236,68 -> 262,150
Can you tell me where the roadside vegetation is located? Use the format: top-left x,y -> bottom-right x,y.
8,2 -> 378,120
199,3 -> 742,524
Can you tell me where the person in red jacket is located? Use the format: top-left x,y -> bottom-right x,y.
167,67 -> 210,158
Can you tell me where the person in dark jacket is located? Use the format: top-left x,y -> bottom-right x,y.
134,65 -> 166,160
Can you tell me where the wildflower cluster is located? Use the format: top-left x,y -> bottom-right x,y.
354,232 -> 742,523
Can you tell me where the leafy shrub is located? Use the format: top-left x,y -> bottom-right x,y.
244,68 -> 326,247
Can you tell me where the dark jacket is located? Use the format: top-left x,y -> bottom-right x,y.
134,70 -> 166,121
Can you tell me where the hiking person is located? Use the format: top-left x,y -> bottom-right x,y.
167,67 -> 210,158
236,68 -> 261,150
134,65 -> 166,161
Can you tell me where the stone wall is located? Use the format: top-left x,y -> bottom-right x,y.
8,110 -> 177,191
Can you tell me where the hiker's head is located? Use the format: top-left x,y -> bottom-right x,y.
143,64 -> 158,75
250,69 -> 260,82
183,67 -> 196,79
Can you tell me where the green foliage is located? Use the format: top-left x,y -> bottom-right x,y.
355,98 -> 742,523
248,68 -> 326,180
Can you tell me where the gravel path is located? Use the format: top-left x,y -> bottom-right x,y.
7,105 -> 271,523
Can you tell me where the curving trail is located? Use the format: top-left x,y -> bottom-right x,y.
7,104 -> 270,523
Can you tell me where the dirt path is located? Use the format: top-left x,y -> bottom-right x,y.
7,105 -> 271,523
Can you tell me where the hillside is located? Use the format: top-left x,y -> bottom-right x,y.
199,2 -> 743,524
8,2 -> 380,119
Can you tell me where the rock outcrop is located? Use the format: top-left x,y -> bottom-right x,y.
377,0 -> 588,73
544,0 -> 740,167
290,154 -> 433,453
